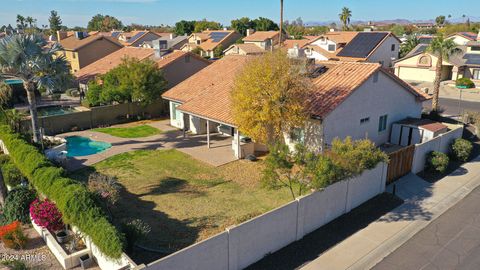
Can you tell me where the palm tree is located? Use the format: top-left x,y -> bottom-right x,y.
16,15 -> 26,30
26,17 -> 34,28
339,7 -> 352,30
400,36 -> 419,58
279,0 -> 284,46
427,35 -> 461,111
0,34 -> 70,142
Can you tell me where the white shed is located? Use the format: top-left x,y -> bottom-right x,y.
390,118 -> 448,146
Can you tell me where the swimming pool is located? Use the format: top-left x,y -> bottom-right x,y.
38,106 -> 77,116
66,136 -> 112,157
4,79 -> 23,85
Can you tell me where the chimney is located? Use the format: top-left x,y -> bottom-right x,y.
223,27 -> 228,31
246,29 -> 255,36
169,33 -> 175,40
56,31 -> 68,41
329,28 -> 335,32
477,31 -> 480,41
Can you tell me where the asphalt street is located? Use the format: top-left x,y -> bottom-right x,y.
424,98 -> 480,116
373,179 -> 480,270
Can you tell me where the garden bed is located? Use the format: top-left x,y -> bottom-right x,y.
69,149 -> 294,264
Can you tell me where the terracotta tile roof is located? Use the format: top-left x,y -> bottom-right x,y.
306,45 -> 341,59
164,58 -> 429,125
449,32 -> 478,41
224,43 -> 266,55
242,31 -> 279,42
74,47 -> 154,82
322,31 -> 358,44
75,48 -> 209,83
162,55 -> 251,125
59,34 -> 123,51
283,39 -> 314,49
197,30 -> 241,51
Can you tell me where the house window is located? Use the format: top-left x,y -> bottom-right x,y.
72,53 -> 76,59
473,69 -> 480,80
360,117 -> 370,125
290,128 -> 305,143
196,40 -> 201,45
328,44 -> 336,51
471,46 -> 480,51
378,115 -> 388,132
391,44 -> 395,51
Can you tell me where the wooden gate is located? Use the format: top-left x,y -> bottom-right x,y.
386,145 -> 415,184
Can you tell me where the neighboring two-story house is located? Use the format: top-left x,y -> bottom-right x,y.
181,30 -> 242,58
117,30 -> 164,47
304,31 -> 400,68
142,34 -> 189,57
394,32 -> 480,83
224,30 -> 281,56
57,31 -> 123,73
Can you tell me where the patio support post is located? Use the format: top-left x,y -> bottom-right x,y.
207,120 -> 210,149
236,128 -> 241,159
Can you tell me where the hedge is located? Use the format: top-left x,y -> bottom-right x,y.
0,125 -> 124,259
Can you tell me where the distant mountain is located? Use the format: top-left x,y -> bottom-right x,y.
305,16 -> 480,27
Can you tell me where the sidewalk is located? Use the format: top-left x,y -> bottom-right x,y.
300,156 -> 480,270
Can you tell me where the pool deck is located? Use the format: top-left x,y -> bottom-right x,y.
58,120 -> 238,171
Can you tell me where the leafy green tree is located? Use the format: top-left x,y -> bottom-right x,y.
0,34 -> 70,142
339,7 -> 352,30
253,17 -> 279,31
231,17 -> 255,36
262,143 -> 316,199
174,20 -> 195,35
390,24 -> 405,36
231,50 -> 313,144
194,19 -> 222,33
213,44 -> 224,58
427,35 -> 461,111
87,14 -> 123,31
436,15 -> 446,27
399,36 -> 419,58
85,58 -> 167,107
49,10 -> 62,32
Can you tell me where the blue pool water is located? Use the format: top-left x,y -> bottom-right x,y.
66,136 -> 111,157
4,79 -> 23,85
38,106 -> 77,116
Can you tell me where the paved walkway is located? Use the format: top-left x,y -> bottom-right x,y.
409,81 -> 480,102
300,155 -> 480,270
58,120 -> 237,171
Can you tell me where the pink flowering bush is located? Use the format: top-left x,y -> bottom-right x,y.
29,199 -> 64,232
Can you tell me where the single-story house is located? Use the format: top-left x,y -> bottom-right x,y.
162,55 -> 430,158
74,48 -> 211,91
394,37 -> 480,82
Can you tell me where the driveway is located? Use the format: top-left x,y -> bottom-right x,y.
57,120 -> 237,170
373,181 -> 480,270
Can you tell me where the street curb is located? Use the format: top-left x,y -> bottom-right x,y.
347,160 -> 480,270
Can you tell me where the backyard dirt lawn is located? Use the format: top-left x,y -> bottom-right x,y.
93,125 -> 161,138
70,149 -> 294,262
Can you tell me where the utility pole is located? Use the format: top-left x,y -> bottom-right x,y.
279,0 -> 284,46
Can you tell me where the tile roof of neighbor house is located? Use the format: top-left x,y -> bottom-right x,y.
322,31 -> 358,44
283,38 -> 316,49
59,34 -> 123,51
75,48 -> 209,83
225,43 -> 267,55
196,30 -> 240,51
242,31 -> 279,42
449,32 -> 479,41
163,56 -> 429,125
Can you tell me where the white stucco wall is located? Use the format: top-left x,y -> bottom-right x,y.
310,38 -> 337,52
322,71 -> 423,147
367,36 -> 400,68
448,35 -> 472,46
305,49 -> 329,61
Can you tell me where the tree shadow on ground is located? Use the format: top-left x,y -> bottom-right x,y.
69,169 -> 204,265
137,177 -> 207,197
246,193 -> 403,270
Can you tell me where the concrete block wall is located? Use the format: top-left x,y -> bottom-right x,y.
143,163 -> 387,270
412,126 -> 463,173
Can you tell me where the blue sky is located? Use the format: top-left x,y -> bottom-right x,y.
0,0 -> 478,27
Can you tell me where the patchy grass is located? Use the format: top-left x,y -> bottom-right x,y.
70,149 -> 293,263
93,125 -> 161,138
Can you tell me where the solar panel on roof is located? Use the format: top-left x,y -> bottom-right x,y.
461,32 -> 477,40
413,44 -> 428,55
111,32 -> 121,38
463,54 -> 480,65
337,32 -> 389,58
128,31 -> 146,42
209,32 -> 229,42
